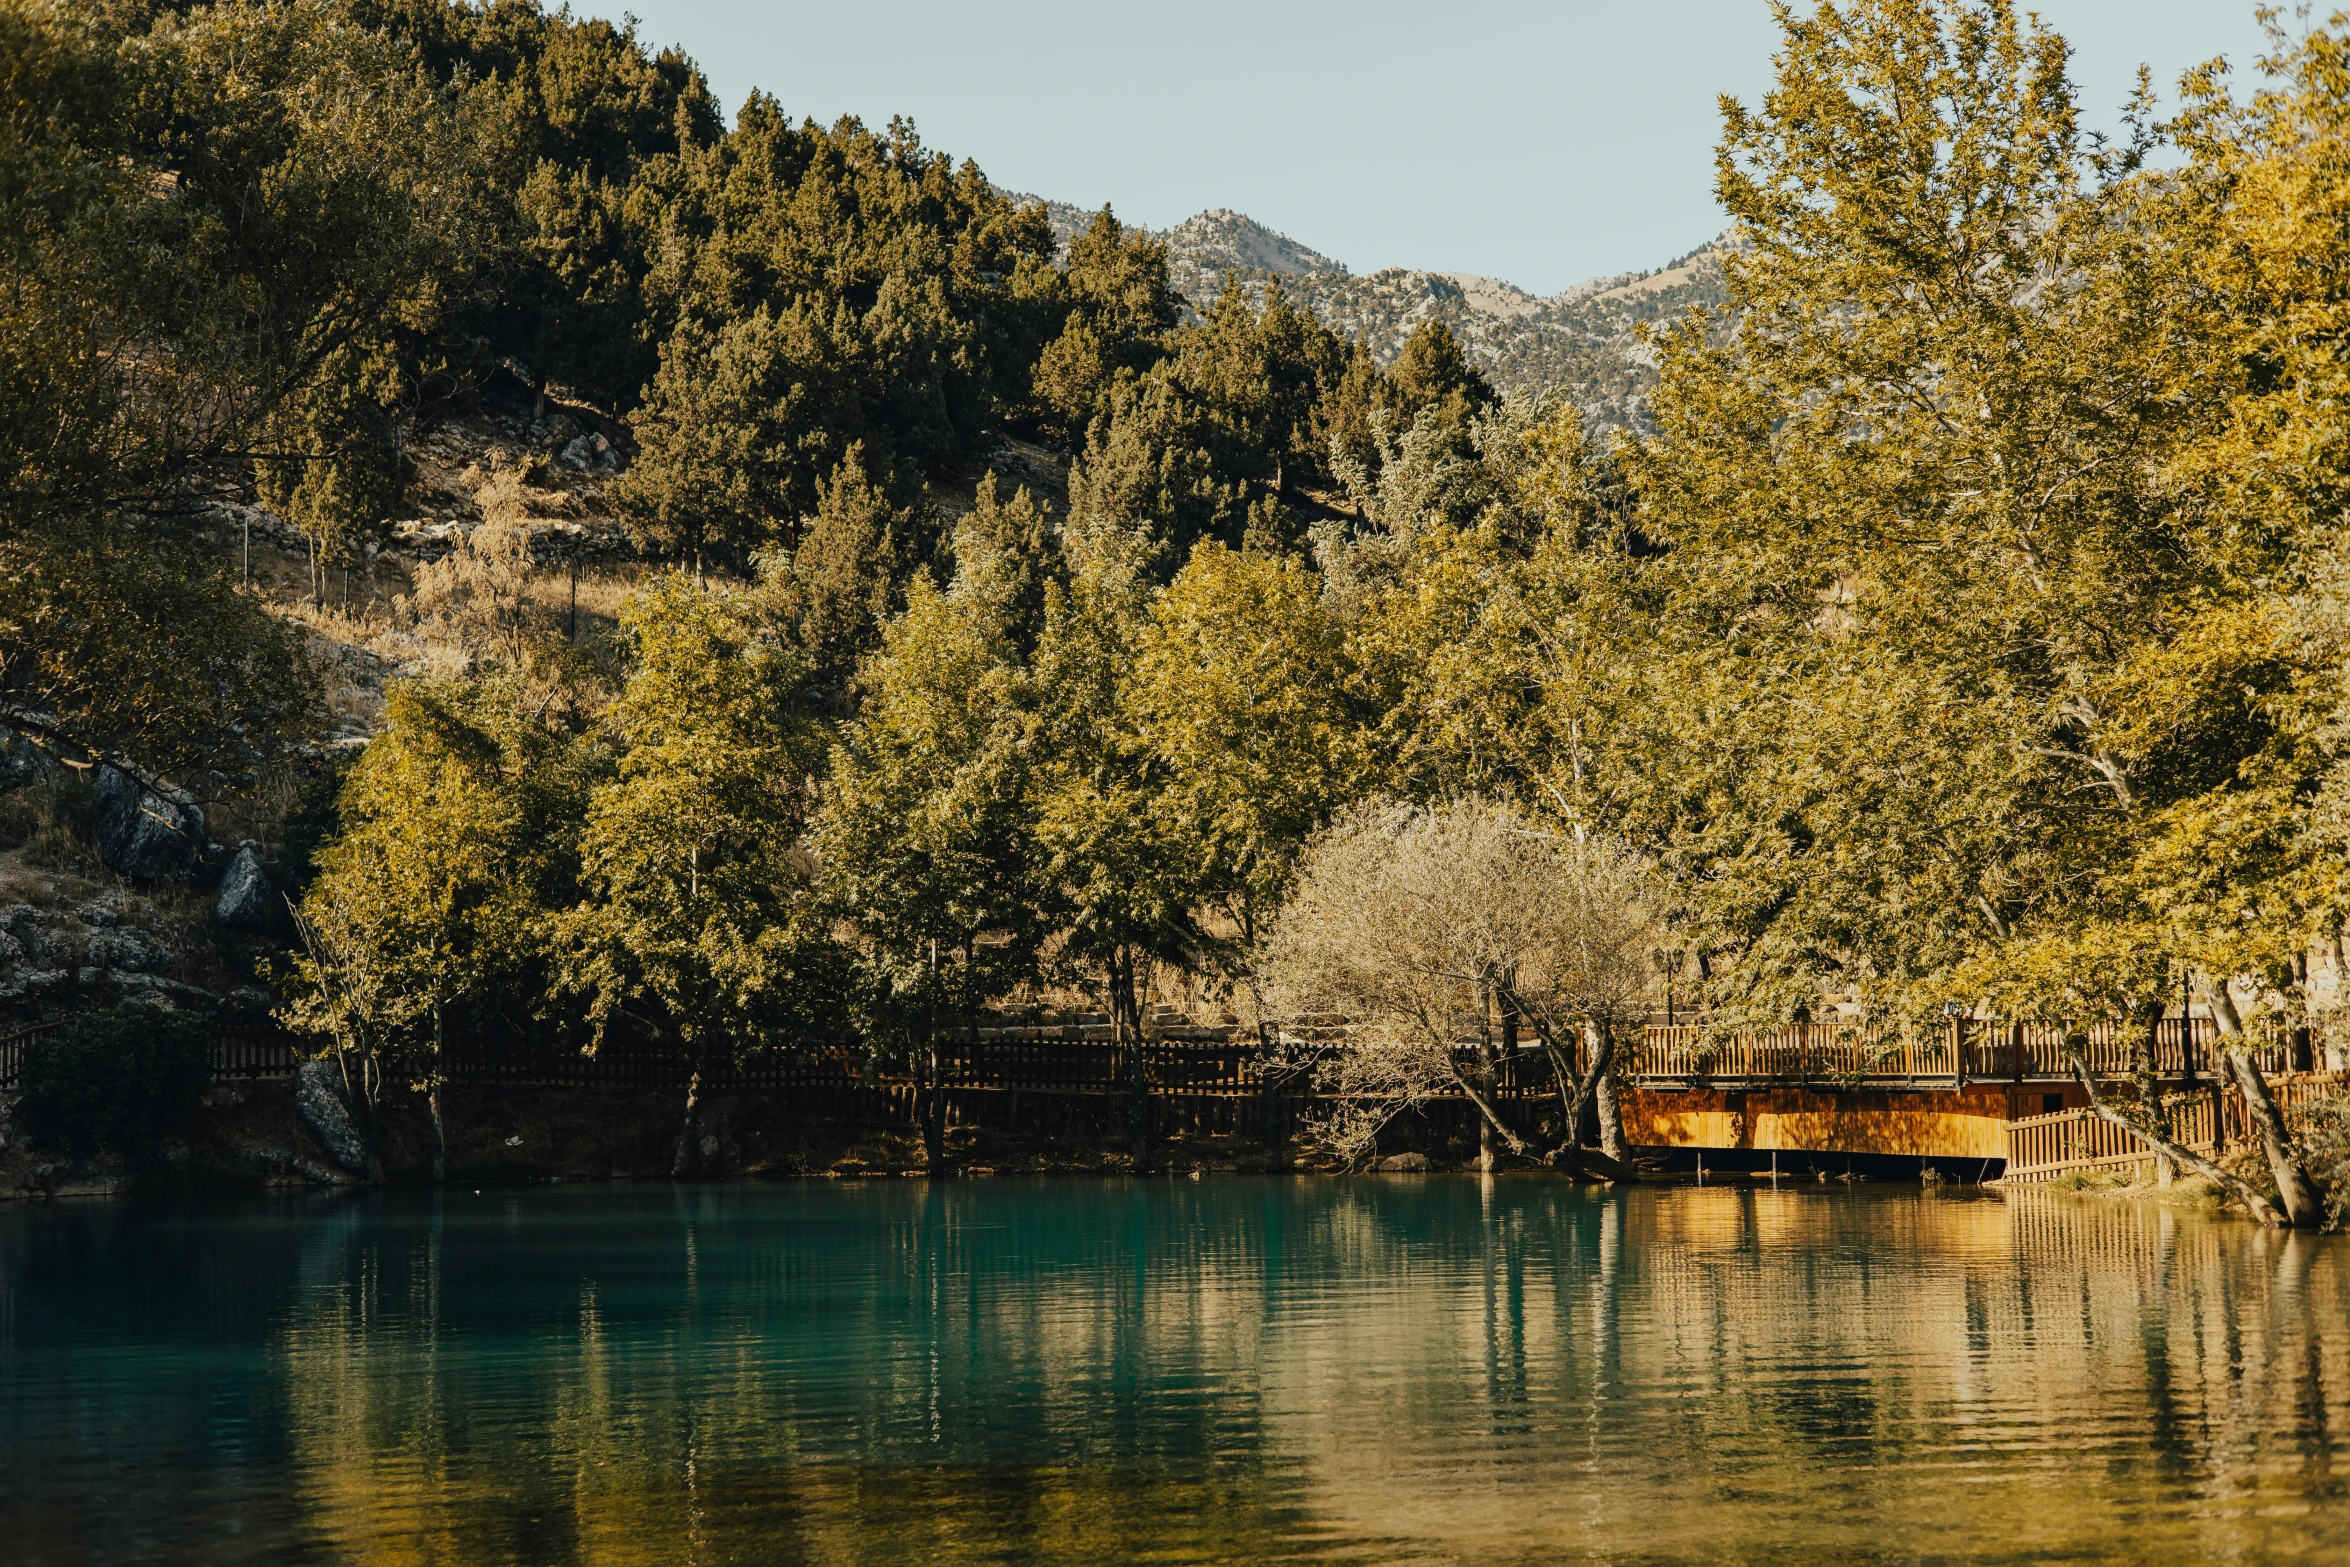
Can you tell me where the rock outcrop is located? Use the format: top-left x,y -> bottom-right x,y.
295,1059 -> 370,1174
0,901 -> 196,1009
93,766 -> 206,885
214,845 -> 275,931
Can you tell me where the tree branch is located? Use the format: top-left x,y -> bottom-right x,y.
2067,1052 -> 2286,1225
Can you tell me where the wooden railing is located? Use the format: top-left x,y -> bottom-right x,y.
1634,1016 -> 2292,1086
2003,1071 -> 2350,1182
0,1013 -> 2315,1105
0,1027 -> 1290,1096
0,1023 -> 304,1089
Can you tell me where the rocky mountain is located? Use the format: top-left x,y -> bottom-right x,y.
1154,208 -> 1346,302
1006,193 -> 1732,432
1264,236 -> 1733,431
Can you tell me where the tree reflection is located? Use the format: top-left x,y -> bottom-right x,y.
6,1183 -> 2350,1564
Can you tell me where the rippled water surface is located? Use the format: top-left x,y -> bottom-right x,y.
6,1179 -> 2350,1565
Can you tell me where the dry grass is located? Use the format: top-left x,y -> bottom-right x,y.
256,537 -> 651,742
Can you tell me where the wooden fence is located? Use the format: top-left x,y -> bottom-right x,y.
2003,1071 -> 2350,1182
0,1023 -> 305,1089
0,1015 -> 2306,1095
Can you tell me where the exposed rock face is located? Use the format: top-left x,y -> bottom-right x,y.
0,730 -> 46,788
214,845 -> 275,931
1156,208 -> 1344,302
93,767 -> 207,885
559,431 -> 618,473
83,922 -> 169,973
1033,198 -> 1743,430
0,902 -> 182,1009
295,1059 -> 369,1174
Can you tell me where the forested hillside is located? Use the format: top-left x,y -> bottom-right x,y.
11,0 -> 2350,1215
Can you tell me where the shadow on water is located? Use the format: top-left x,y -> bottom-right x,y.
5,1178 -> 2350,1564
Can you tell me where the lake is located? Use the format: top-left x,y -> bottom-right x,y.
4,1178 -> 2348,1565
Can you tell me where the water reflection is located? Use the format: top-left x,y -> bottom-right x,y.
6,1180 -> 2350,1564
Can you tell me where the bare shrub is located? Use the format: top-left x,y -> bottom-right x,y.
1261,797 -> 1659,1169
406,465 -> 572,665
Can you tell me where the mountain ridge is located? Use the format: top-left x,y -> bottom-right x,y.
1003,194 -> 1731,430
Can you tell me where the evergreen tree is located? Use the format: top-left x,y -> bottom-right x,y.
1125,543 -> 1366,952
551,572 -> 835,1176
785,443 -> 935,709
1029,205 -> 1182,443
816,518 -> 1047,1171
1028,495 -> 1199,1170
617,105 -> 1059,559
350,0 -> 724,411
1621,0 -> 2290,1116
1385,320 -> 1497,433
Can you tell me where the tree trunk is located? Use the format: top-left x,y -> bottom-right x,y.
672,1047 -> 707,1178
429,1004 -> 447,1186
1595,1024 -> 1628,1166
1117,949 -> 1150,1174
1258,1020 -> 1285,1173
363,1058 -> 384,1185
1475,981 -> 1498,1173
336,1046 -> 386,1186
920,1026 -> 947,1176
1446,1058 -> 1529,1157
2228,1051 -> 2327,1228
1541,1016 -> 1612,1159
2130,998 -> 2170,1189
2204,977 -> 2326,1228
2292,950 -> 2316,1072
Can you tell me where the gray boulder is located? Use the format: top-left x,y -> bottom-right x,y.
93,767 -> 206,884
1377,1151 -> 1430,1173
560,431 -> 619,474
295,1059 -> 370,1174
84,924 -> 169,973
241,1144 -> 352,1186
214,845 -> 275,931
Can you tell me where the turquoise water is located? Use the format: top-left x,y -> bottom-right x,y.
5,1179 -> 2350,1565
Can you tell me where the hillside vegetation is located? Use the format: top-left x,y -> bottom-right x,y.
13,0 -> 2350,1220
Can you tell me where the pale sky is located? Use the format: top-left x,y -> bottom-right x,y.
583,1 -> 2279,297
